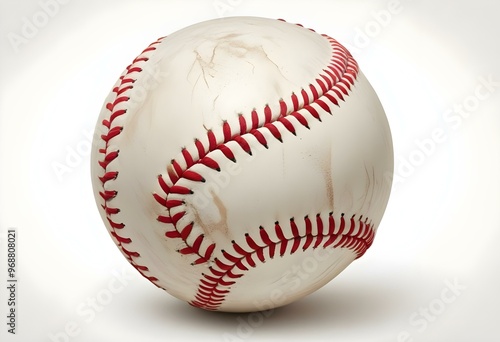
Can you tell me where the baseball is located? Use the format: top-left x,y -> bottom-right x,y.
91,16 -> 393,312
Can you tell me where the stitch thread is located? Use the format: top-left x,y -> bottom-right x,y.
190,213 -> 375,310
96,38 -> 165,284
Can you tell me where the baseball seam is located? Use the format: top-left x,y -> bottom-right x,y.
96,38 -> 165,285
154,26 -> 359,266
191,213 -> 375,310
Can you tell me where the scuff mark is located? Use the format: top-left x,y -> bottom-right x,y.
359,163 -> 376,212
190,189 -> 231,239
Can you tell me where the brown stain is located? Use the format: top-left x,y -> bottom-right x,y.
191,189 -> 231,238
166,163 -> 176,178
317,145 -> 334,211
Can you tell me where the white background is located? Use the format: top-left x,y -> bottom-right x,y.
1,0 -> 499,341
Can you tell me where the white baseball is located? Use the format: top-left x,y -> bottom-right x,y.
91,16 -> 393,312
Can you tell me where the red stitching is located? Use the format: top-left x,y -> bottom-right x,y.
154,22 -> 360,269
96,38 -> 165,284
190,213 -> 375,310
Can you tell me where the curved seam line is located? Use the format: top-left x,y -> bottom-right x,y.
96,37 -> 166,284
155,24 -> 359,266
191,214 -> 375,310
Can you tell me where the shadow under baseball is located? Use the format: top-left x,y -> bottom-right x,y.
142,268 -> 412,339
